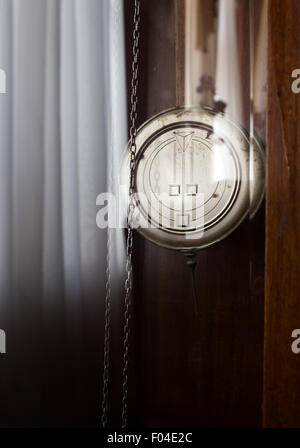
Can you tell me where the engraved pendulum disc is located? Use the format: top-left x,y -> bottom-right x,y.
122,107 -> 265,250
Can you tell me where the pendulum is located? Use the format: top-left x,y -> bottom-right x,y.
122,106 -> 265,250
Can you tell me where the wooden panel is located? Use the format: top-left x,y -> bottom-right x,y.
174,0 -> 185,105
264,0 -> 300,428
125,0 -> 265,428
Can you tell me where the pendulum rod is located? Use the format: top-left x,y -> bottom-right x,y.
182,250 -> 199,316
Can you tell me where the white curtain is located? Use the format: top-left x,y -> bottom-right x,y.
0,0 -> 126,426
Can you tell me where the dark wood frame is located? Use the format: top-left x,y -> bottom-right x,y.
263,0 -> 300,428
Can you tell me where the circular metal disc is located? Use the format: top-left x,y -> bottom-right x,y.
122,107 -> 265,250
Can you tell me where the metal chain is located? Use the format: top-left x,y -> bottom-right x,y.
121,0 -> 141,429
101,228 -> 112,428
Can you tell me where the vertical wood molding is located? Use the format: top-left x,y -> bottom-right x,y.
264,0 -> 300,427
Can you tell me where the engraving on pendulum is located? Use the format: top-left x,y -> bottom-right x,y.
170,131 -> 196,228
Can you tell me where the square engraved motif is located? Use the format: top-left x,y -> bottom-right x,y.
176,214 -> 190,228
186,184 -> 198,196
169,184 -> 181,196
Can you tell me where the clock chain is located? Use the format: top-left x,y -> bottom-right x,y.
101,0 -> 141,429
122,0 -> 141,428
